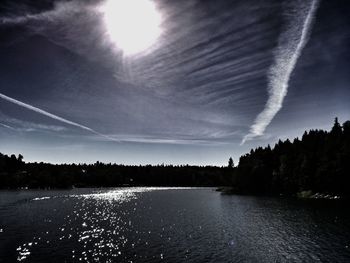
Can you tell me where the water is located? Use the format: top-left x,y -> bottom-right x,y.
0,188 -> 349,262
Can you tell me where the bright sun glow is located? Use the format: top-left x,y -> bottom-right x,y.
100,0 -> 162,55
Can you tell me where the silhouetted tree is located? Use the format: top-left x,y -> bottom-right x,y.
228,157 -> 234,168
331,117 -> 342,135
231,118 -> 350,197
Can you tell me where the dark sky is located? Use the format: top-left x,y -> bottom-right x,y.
0,0 -> 349,165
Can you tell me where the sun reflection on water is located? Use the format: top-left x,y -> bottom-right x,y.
17,187 -> 194,262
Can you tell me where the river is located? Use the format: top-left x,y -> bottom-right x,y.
0,188 -> 349,262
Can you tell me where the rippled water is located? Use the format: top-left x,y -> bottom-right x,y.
0,188 -> 349,262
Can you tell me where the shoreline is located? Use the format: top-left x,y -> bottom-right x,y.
216,187 -> 346,200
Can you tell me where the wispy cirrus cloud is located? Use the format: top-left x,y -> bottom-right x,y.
0,0 -> 323,151
0,0 -> 277,145
242,0 -> 320,144
0,92 -> 118,142
0,122 -> 16,130
0,118 -> 66,132
0,1 -> 84,26
0,92 -> 95,132
88,133 -> 234,146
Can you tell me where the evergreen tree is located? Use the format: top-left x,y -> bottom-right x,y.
228,157 -> 234,168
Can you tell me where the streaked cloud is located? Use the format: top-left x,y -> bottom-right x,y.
0,122 -> 16,130
0,0 -> 348,164
242,0 -> 320,144
0,92 -> 118,142
0,117 -> 67,132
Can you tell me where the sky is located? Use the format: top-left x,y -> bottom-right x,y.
0,0 -> 349,165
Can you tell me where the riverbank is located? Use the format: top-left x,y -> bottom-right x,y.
216,187 -> 345,200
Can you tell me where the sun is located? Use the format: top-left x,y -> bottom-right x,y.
100,0 -> 162,55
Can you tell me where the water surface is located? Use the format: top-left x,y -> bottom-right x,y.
0,188 -> 349,262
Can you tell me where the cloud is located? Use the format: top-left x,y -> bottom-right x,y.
88,133 -> 232,146
0,1 -> 85,26
0,0 -> 123,70
242,0 -> 319,144
0,92 -> 117,141
0,117 -> 67,132
0,0 -> 320,148
0,123 -> 16,130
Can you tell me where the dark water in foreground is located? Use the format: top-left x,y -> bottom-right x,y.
0,188 -> 349,262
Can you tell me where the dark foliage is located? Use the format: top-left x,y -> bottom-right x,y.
0,155 -> 233,189
1,118 -> 349,193
233,118 -> 350,197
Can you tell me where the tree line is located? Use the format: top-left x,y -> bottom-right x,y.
232,118 -> 350,197
0,155 -> 232,189
0,118 -> 349,197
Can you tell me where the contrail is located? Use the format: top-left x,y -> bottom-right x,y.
0,92 -> 118,141
0,123 -> 16,130
242,0 -> 319,144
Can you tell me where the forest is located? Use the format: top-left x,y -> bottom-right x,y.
0,155 -> 231,188
233,118 -> 350,197
0,118 -> 349,197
